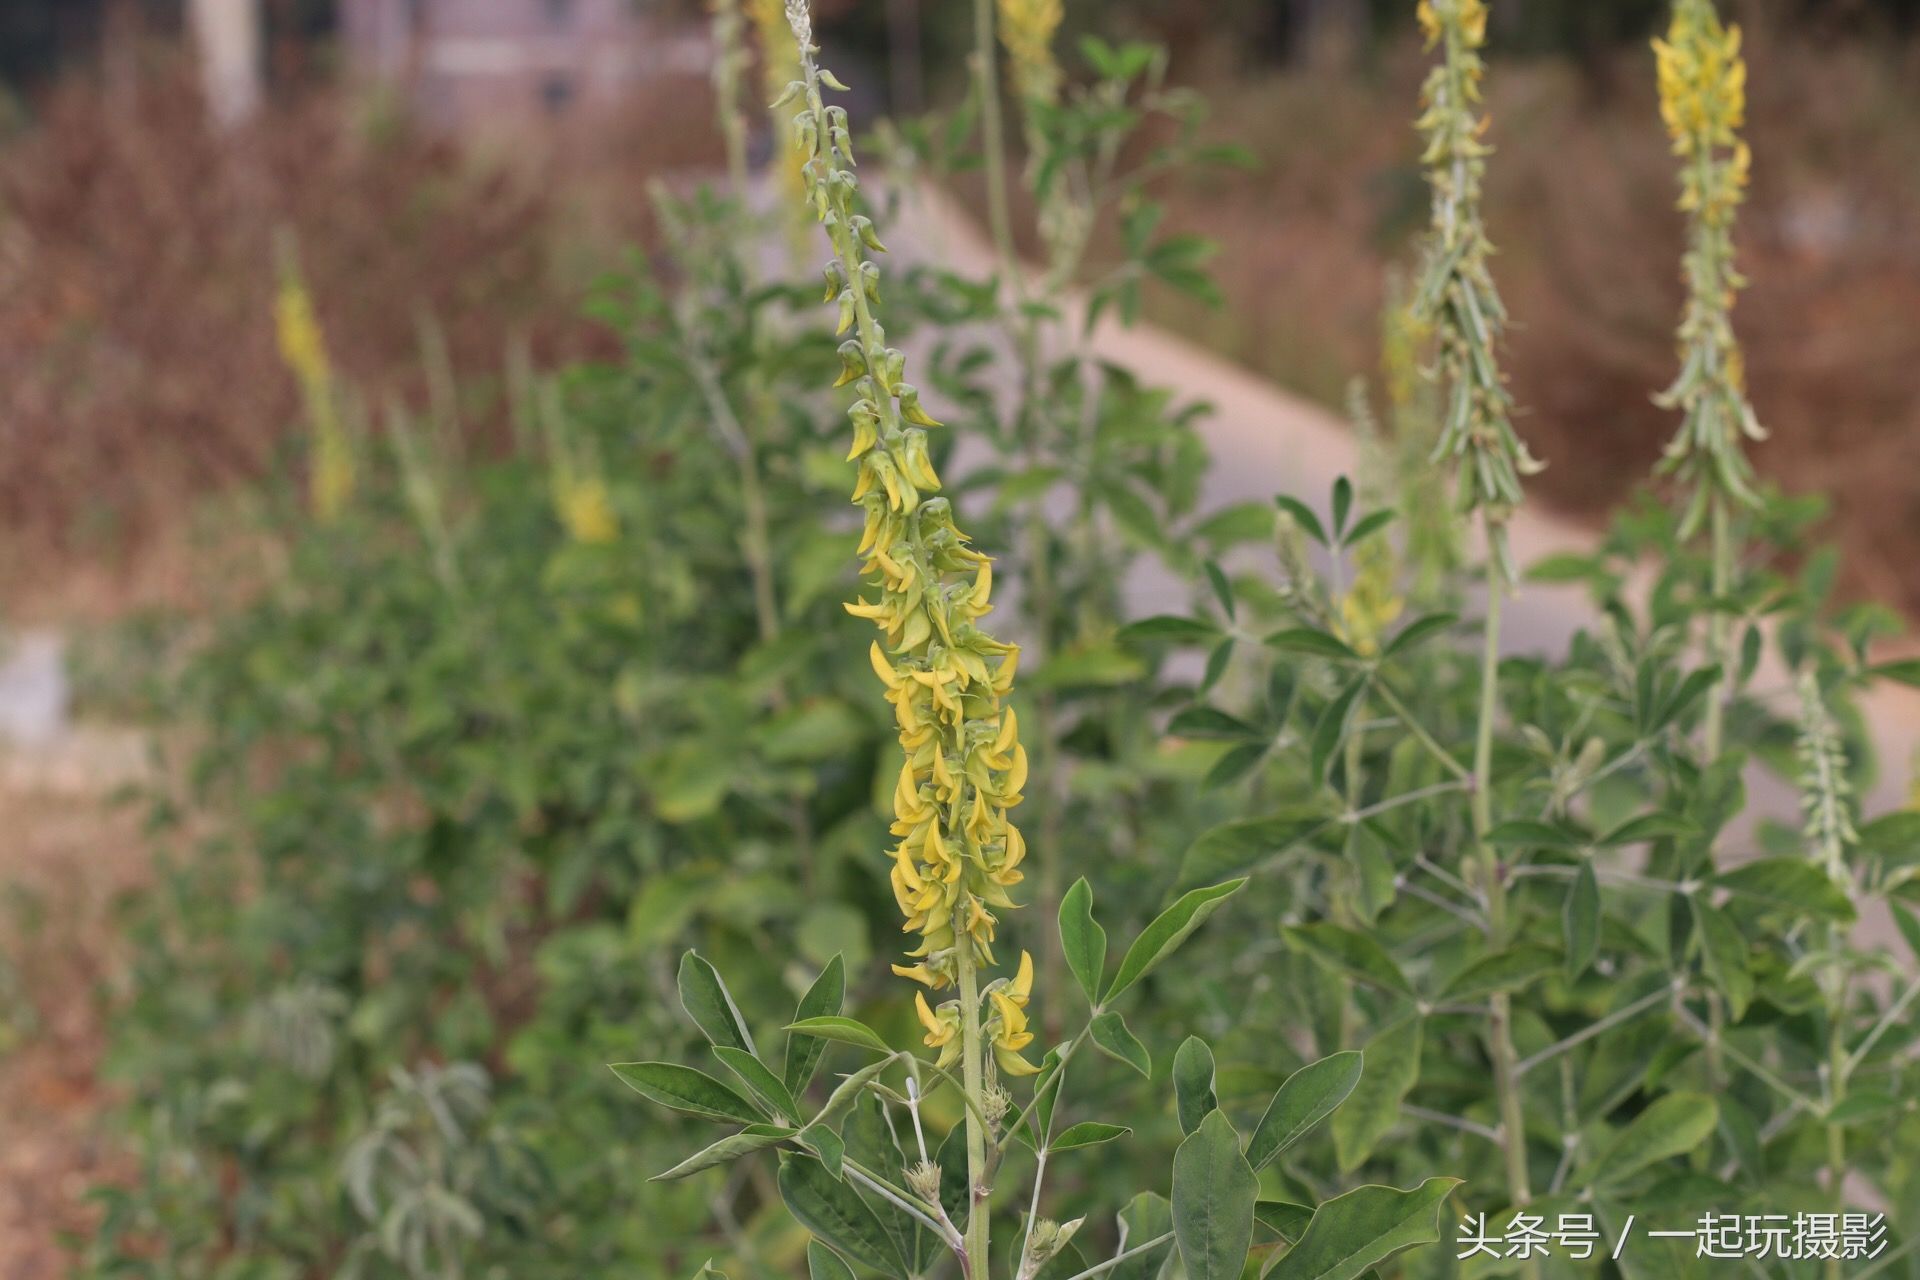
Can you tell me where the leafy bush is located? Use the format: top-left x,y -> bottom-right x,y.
80,0 -> 1919,1277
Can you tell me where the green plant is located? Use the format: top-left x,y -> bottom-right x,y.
611,10 -> 1458,1280
1135,3 -> 1919,1276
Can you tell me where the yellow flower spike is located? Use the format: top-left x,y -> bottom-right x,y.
1653,0 -> 1765,540
784,10 -> 1038,1115
274,261 -> 355,524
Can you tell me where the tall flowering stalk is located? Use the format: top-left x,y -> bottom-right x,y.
1413,0 -> 1540,592
1653,0 -> 1764,759
274,251 -> 354,524
1411,0 -> 1536,1245
778,4 -> 1036,1271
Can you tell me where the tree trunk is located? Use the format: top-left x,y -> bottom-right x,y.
187,0 -> 262,127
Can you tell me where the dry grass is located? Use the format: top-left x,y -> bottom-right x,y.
0,47 -> 718,602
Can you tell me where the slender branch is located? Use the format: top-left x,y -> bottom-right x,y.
1349,778 -> 1469,824
1371,678 -> 1471,781
1513,983 -> 1675,1078
1404,1103 -> 1503,1146
1397,878 -> 1484,928
1056,1231 -> 1175,1280
1843,971 -> 1920,1077
847,1160 -> 964,1253
1675,1004 -> 1821,1112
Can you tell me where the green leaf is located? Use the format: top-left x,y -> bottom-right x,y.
1485,819 -> 1585,848
1341,508 -> 1395,548
1172,1110 -> 1257,1280
1565,861 -> 1600,980
1282,923 -> 1414,996
1177,810 -> 1325,891
679,952 -> 756,1056
1382,612 -> 1457,658
651,1125 -> 793,1181
1113,1193 -> 1175,1280
1174,1036 -> 1219,1135
778,1154 -> 910,1277
1856,811 -> 1920,864
807,1241 -> 857,1280
1826,1092 -> 1904,1126
1331,1017 -> 1422,1172
1264,1178 -> 1462,1280
1714,858 -> 1857,922
785,1016 -> 892,1056
1119,614 -> 1221,646
1267,628 -> 1359,661
1088,1010 -> 1152,1077
1439,944 -> 1560,1002
808,1056 -> 896,1136
784,956 -> 847,1096
1689,897 -> 1754,1020
1104,879 -> 1248,1004
1585,1092 -> 1719,1191
1059,878 -> 1108,1007
1309,676 -> 1367,784
1892,900 -> 1920,959
1253,1200 -> 1316,1244
1331,477 -> 1354,537
1274,494 -> 1328,546
1597,812 -> 1695,846
610,1062 -> 761,1125
1050,1122 -> 1132,1152
1205,560 -> 1236,620
713,1046 -> 800,1123
1168,706 -> 1263,740
1867,658 -> 1920,688
1245,1050 -> 1364,1171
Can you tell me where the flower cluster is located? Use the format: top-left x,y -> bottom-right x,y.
1412,0 -> 1540,586
780,0 -> 1037,1075
273,262 -> 354,523
998,0 -> 1064,106
1653,0 -> 1764,535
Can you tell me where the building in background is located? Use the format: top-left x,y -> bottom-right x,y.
338,0 -> 706,127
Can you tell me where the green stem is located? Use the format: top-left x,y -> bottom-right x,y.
1474,550 -> 1535,1277
955,936 -> 993,1279
1822,928 -> 1848,1280
972,0 -> 1018,281
1703,492 -> 1732,764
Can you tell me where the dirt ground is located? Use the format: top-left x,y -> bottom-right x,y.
0,769 -> 150,1276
